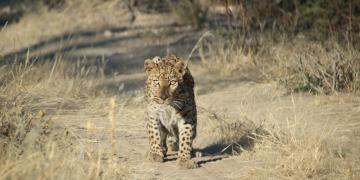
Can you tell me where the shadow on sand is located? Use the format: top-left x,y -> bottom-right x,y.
0,23 -> 198,75
195,133 -> 256,166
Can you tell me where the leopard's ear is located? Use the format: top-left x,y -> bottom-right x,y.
144,58 -> 156,74
175,60 -> 187,76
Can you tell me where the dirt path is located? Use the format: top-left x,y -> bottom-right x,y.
51,94 -> 248,179
1,15 -> 201,75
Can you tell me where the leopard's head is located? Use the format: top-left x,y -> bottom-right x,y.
144,55 -> 187,105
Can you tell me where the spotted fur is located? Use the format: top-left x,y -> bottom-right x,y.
144,54 -> 198,169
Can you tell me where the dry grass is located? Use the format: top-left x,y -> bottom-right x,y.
271,40 -> 360,94
0,56 -> 132,179
167,0 -> 208,27
199,40 -> 258,78
199,34 -> 360,94
239,117 -> 360,179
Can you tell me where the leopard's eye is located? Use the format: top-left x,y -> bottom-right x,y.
170,80 -> 177,85
153,80 -> 159,86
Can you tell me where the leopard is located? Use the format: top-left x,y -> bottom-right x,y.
144,54 -> 198,169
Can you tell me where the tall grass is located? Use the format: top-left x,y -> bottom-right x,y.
239,116 -> 360,179
199,38 -> 258,78
198,33 -> 360,94
274,41 -> 360,94
0,55 -> 131,179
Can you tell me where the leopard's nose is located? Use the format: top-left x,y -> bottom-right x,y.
160,95 -> 168,100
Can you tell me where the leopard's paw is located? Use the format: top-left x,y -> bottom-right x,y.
147,152 -> 164,163
177,159 -> 198,169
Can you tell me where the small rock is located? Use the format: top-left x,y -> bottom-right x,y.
195,151 -> 203,157
37,110 -> 45,117
103,30 -> 113,38
118,83 -> 125,92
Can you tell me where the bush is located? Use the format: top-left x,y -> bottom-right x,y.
213,0 -> 359,47
276,42 -> 360,94
167,0 -> 208,27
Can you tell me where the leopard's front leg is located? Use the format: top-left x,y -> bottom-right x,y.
177,120 -> 198,169
147,116 -> 167,162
